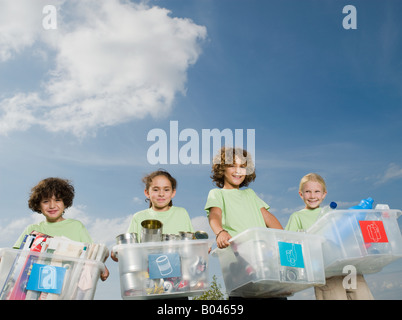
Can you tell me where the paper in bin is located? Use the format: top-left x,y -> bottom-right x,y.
26,263 -> 66,294
148,253 -> 181,279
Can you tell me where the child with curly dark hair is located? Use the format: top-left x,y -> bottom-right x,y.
13,177 -> 109,281
205,147 -> 283,249
14,177 -> 91,246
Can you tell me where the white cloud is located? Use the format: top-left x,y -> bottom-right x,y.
64,205 -> 132,246
132,196 -> 143,205
0,0 -> 207,136
377,163 -> 402,185
0,213 -> 43,247
0,93 -> 42,135
0,0 -> 44,61
87,215 -> 132,247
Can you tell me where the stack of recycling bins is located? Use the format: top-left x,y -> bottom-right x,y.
212,228 -> 326,298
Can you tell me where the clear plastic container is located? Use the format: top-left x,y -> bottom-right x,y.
307,208 -> 402,277
0,248 -> 105,300
112,239 -> 210,299
211,228 -> 325,298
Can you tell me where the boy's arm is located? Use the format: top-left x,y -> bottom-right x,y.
261,207 -> 283,229
208,207 -> 231,248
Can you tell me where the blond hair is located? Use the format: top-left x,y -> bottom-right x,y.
299,173 -> 327,193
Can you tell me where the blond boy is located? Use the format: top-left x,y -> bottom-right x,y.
286,173 -> 373,300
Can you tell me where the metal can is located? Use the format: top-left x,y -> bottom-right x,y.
162,234 -> 179,241
119,246 -> 144,273
189,256 -> 207,276
175,279 -> 189,291
179,231 -> 194,240
194,231 -> 209,240
190,280 -> 205,290
141,219 -> 163,243
145,277 -> 164,294
121,271 -> 142,293
116,233 -> 138,245
163,280 -> 174,293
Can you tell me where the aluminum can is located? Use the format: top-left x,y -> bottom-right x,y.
179,231 -> 194,240
116,233 -> 138,244
194,231 -> 209,239
141,219 -> 163,242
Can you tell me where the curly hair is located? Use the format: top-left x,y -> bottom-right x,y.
142,169 -> 177,208
210,147 -> 256,188
28,177 -> 75,213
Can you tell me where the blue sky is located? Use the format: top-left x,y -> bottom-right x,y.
0,0 -> 401,300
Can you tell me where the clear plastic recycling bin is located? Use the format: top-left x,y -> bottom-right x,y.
0,248 -> 105,300
212,228 -> 325,298
112,239 -> 210,299
308,208 -> 402,277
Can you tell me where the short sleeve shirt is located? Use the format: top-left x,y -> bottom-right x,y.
13,218 -> 93,248
127,206 -> 194,237
204,188 -> 270,236
285,208 -> 321,232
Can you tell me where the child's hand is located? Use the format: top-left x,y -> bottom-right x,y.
100,266 -> 110,281
216,230 -> 231,248
111,250 -> 118,262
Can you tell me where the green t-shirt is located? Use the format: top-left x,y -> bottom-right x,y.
204,188 -> 270,237
13,218 -> 93,249
127,206 -> 194,237
285,207 -> 321,232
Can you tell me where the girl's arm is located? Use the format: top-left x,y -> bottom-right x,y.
208,206 -> 231,248
261,207 -> 283,229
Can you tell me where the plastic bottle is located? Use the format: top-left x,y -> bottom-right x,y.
233,251 -> 256,281
316,201 -> 337,220
321,201 -> 338,215
349,197 -> 374,209
374,204 -> 390,210
348,197 -> 390,254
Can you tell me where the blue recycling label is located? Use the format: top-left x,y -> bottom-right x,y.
26,263 -> 67,294
148,253 -> 181,279
278,241 -> 305,269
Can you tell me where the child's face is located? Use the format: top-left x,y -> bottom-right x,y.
223,157 -> 247,189
144,175 -> 176,211
299,181 -> 327,210
40,195 -> 66,223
